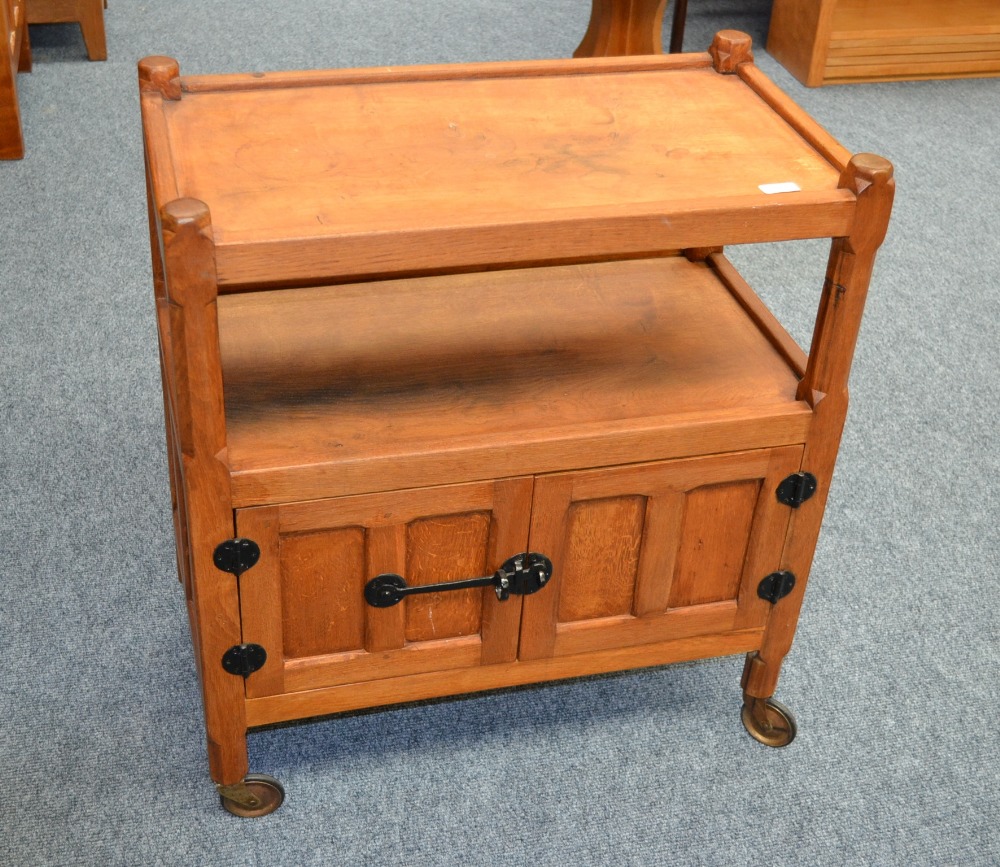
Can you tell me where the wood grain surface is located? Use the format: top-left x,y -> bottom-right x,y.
217,256 -> 806,505
142,52 -> 847,283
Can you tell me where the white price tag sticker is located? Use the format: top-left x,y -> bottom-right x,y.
759,182 -> 801,194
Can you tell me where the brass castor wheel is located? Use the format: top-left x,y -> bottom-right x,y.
218,774 -> 285,818
741,696 -> 797,747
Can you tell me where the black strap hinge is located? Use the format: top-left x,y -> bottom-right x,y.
776,472 -> 817,508
213,538 -> 260,576
221,643 -> 267,678
758,571 -> 796,604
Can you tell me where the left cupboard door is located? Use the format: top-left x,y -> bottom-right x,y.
234,478 -> 533,698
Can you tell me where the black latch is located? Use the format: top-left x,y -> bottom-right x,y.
776,472 -> 818,508
221,643 -> 267,677
757,571 -> 796,604
213,538 -> 260,576
364,552 -> 553,608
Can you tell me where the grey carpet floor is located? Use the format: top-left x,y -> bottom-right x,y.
2,1 -> 998,864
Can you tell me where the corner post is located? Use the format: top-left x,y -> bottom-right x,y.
744,154 -> 894,702
798,154 -> 895,406
138,55 -> 182,307
709,30 -> 754,74
139,56 -> 186,587
138,54 -> 182,100
159,198 -> 249,788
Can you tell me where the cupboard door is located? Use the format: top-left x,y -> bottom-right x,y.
236,477 -> 532,697
518,448 -> 802,661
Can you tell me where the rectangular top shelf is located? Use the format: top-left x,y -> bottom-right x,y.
141,50 -> 854,287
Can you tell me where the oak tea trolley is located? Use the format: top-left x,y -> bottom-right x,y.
138,31 -> 894,817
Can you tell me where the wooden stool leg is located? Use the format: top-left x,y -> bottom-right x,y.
79,1 -> 107,61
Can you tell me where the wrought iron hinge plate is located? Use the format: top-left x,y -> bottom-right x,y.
213,538 -> 260,576
758,571 -> 796,604
776,472 -> 817,508
222,643 -> 267,678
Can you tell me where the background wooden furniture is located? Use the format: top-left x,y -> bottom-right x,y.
576,0 -> 689,55
768,0 -> 1000,85
26,0 -> 106,61
139,31 -> 893,817
1,0 -> 31,159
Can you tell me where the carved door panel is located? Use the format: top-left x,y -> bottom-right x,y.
518,447 -> 803,661
236,477 -> 533,697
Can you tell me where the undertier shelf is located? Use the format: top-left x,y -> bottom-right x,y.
217,255 -> 809,506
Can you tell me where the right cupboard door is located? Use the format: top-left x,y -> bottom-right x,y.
518,447 -> 803,661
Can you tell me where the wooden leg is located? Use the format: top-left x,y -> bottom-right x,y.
161,201 -> 249,788
574,0 -> 669,57
740,648 -> 784,700
18,22 -> 33,73
0,97 -> 24,160
669,0 -> 688,52
24,0 -> 107,61
79,0 -> 107,61
1,0 -> 27,159
154,187 -> 250,790
742,155 -> 895,719
1,55 -> 26,160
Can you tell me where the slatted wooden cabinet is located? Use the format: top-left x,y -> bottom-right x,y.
768,0 -> 1000,86
139,32 -> 894,816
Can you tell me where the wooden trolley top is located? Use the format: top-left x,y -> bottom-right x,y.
139,32 -> 854,288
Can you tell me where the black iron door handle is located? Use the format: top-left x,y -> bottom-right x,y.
364,552 -> 553,608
